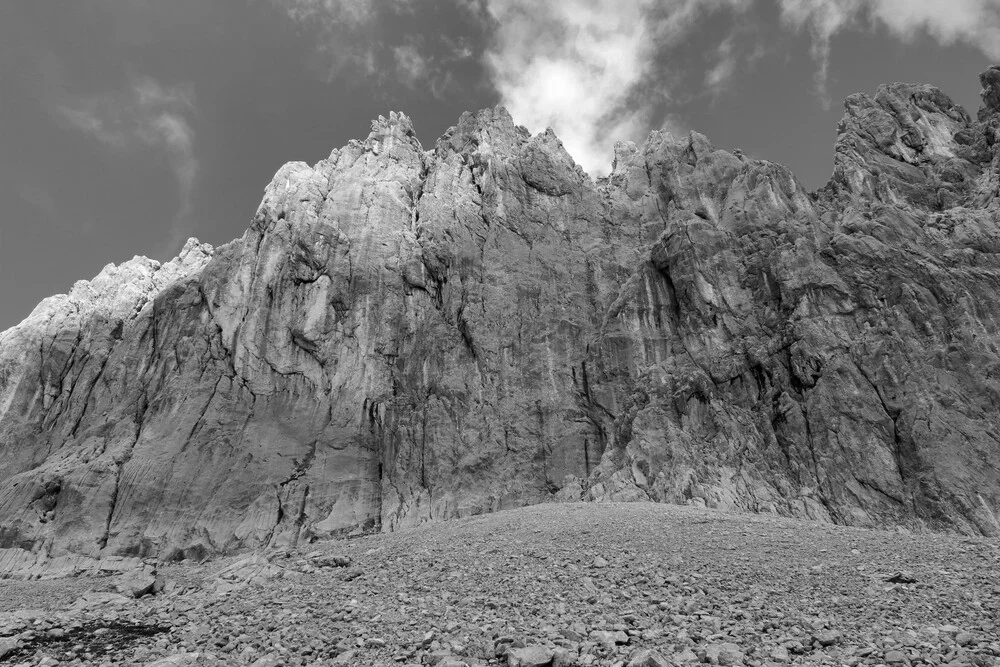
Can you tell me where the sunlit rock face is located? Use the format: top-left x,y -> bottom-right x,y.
3,70 -> 1000,566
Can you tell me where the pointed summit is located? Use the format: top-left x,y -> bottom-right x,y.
980,65 -> 1000,118
365,111 -> 424,161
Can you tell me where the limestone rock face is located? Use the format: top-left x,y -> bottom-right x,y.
3,72 -> 1000,565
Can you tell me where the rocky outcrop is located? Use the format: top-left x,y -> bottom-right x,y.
582,77 -> 1000,536
2,69 -> 1000,567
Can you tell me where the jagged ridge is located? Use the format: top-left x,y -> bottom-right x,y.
2,68 -> 1000,572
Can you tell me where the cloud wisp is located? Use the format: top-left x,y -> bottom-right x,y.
274,0 -> 482,100
480,0 -> 753,176
778,0 -> 1000,107
55,77 -> 198,251
393,41 -> 431,88
777,0 -> 863,107
277,0 -> 387,79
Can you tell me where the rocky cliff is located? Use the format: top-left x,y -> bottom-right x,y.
3,67 -> 1000,568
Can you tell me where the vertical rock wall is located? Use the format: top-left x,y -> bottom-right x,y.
2,71 -> 1000,566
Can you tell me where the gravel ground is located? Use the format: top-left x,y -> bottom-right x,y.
1,502 -> 998,666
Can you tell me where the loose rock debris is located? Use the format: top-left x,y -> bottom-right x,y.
0,502 -> 998,666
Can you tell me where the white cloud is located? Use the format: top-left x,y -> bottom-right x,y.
777,0 -> 863,107
483,0 -> 653,176
55,77 -> 198,250
282,0 -> 378,25
705,34 -> 739,93
778,0 -> 1000,106
275,0 -> 483,99
278,0 -> 379,77
482,0 -> 751,176
274,0 -> 419,80
705,28 -> 766,98
393,42 -> 431,88
869,0 -> 1000,57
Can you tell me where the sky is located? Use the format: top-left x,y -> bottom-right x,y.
1,0 -> 999,332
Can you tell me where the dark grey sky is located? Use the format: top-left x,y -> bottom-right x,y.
0,0 -> 996,331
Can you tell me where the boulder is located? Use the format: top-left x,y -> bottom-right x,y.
115,568 -> 157,598
627,649 -> 673,667
508,645 -> 555,667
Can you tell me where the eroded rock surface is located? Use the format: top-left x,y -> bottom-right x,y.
2,70 -> 1000,566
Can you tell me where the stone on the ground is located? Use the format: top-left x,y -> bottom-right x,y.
508,645 -> 556,667
698,642 -> 744,665
628,648 -> 672,667
814,630 -> 842,646
884,650 -> 908,665
147,653 -> 215,666
116,569 -> 158,599
885,571 -> 918,584
590,630 -> 629,648
768,645 -> 790,663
